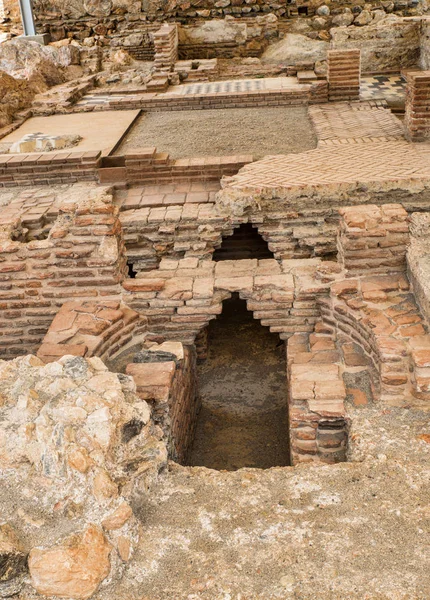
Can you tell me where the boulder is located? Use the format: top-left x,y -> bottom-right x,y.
354,9 -> 372,25
0,355 -> 167,598
29,525 -> 111,600
261,32 -> 329,65
332,10 -> 354,26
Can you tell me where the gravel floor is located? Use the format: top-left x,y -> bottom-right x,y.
116,107 -> 317,159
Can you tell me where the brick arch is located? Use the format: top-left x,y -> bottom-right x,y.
122,257 -> 324,345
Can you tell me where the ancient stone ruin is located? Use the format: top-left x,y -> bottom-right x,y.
1,0 -> 430,596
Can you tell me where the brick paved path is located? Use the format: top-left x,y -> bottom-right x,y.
309,101 -> 405,144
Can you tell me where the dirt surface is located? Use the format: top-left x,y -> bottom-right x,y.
99,406 -> 430,600
115,107 -> 317,159
188,296 -> 290,470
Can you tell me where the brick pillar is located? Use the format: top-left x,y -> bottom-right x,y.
327,49 -> 361,102
404,70 -> 430,141
153,23 -> 178,72
337,204 -> 408,276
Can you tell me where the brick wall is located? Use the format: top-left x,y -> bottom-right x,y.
153,23 -> 178,71
337,204 -> 409,276
404,70 -> 430,142
126,345 -> 200,463
327,49 -> 361,102
122,257 -> 326,345
287,332 -> 348,465
0,151 -> 101,188
0,188 -> 127,359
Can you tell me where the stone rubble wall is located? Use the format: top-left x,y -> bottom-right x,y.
330,15 -> 421,73
327,49 -> 360,102
419,16 -> 430,69
404,69 -> 430,142
0,354 -> 167,599
337,204 -> 409,275
287,330 -> 348,465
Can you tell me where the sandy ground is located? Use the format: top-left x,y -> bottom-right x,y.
115,107 -> 317,159
96,406 -> 430,600
188,296 -> 290,470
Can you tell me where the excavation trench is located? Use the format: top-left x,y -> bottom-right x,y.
187,295 -> 291,470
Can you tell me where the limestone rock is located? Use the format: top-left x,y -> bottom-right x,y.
332,10 -> 354,26
0,71 -> 33,128
0,39 -> 65,89
316,4 -> 330,16
0,524 -> 27,582
354,9 -> 372,25
178,18 -> 247,45
261,32 -> 329,65
29,525 -> 111,600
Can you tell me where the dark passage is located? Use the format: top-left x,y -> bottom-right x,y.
213,223 -> 274,261
188,295 -> 290,471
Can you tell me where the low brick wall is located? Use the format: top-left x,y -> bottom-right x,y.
327,49 -> 361,102
126,345 -> 200,463
99,149 -> 253,185
404,70 -> 430,142
337,204 -> 409,276
0,151 -> 101,188
287,331 -> 348,465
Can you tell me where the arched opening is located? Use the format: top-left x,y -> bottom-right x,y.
187,294 -> 290,470
213,223 -> 274,261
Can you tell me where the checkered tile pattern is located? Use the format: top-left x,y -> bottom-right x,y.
75,94 -> 127,107
177,79 -> 266,96
360,75 -> 406,103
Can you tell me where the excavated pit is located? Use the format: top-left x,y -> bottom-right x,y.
188,295 -> 291,470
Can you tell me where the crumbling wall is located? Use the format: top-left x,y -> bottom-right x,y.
0,187 -> 127,359
330,15 -> 420,72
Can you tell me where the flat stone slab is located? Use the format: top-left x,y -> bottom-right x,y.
1,110 -> 140,157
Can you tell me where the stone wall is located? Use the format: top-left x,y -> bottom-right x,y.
330,15 -> 421,72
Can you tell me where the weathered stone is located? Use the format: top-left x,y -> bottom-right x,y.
0,525 -> 26,582
29,525 -> 111,600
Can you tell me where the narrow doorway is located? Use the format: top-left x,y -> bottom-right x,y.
187,295 -> 290,470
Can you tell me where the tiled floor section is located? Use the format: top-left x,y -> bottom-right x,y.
119,181 -> 221,210
166,76 -> 303,96
221,139 -> 430,192
309,101 -> 405,145
360,75 -> 406,103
